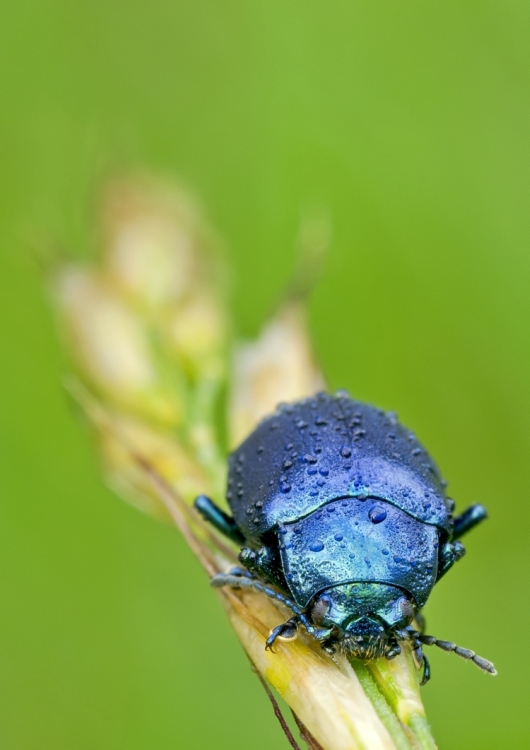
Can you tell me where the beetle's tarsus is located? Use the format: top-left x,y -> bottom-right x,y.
266,617 -> 300,651
420,654 -> 431,685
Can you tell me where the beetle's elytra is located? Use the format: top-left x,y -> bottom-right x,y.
195,391 -> 495,683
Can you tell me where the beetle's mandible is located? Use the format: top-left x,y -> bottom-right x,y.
195,391 -> 495,684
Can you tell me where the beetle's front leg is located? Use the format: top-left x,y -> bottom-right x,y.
406,626 -> 431,685
265,617 -> 300,651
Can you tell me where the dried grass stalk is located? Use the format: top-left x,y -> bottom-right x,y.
50,173 -> 437,750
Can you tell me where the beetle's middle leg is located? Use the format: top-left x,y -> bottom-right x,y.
194,495 -> 245,545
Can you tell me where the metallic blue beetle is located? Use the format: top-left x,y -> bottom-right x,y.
195,391 -> 495,683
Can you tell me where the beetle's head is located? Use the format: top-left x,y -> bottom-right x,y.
309,582 -> 415,658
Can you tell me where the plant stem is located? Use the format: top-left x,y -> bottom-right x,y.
351,661 -> 414,750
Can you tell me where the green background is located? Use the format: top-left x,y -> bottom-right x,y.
1,1 -> 529,748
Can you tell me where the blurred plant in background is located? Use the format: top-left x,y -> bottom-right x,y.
50,174 -> 440,750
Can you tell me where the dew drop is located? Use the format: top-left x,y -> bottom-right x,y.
341,447 -> 352,458
309,541 -> 325,552
280,483 -> 291,493
334,533 -> 344,542
369,506 -> 387,524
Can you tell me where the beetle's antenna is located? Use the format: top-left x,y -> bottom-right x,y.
419,634 -> 497,675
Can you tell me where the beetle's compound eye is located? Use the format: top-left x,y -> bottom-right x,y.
400,598 -> 415,625
310,593 -> 333,626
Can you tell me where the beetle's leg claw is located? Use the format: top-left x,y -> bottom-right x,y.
420,653 -> 431,685
265,617 -> 300,652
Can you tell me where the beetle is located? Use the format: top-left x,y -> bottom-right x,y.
195,390 -> 495,683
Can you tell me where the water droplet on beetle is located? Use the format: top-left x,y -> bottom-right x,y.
369,507 -> 387,524
280,483 -> 291,493
309,541 -> 324,552
341,447 -> 352,458
334,533 -> 343,541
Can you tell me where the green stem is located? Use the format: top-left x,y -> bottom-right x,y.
351,660 -> 415,750
408,715 -> 437,750
366,648 -> 438,750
